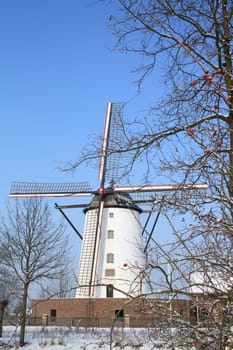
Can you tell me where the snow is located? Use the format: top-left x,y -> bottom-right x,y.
0,326 -> 167,349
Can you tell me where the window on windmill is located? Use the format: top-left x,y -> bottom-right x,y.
107,230 -> 114,239
106,284 -> 113,298
107,253 -> 114,263
105,269 -> 115,276
109,212 -> 114,218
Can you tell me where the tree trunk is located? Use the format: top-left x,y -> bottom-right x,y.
19,282 -> 29,347
0,300 -> 8,338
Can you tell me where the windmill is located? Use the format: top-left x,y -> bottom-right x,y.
9,102 -> 207,299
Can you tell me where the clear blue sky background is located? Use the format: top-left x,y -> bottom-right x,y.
0,1 -> 166,284
0,0 -> 158,202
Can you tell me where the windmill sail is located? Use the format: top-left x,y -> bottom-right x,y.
77,102 -> 130,298
98,102 -> 125,186
76,207 -> 99,297
9,181 -> 92,197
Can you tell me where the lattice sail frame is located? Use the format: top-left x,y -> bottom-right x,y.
98,102 -> 125,187
9,181 -> 92,197
9,181 -> 207,203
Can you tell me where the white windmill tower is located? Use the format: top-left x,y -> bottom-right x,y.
9,102 -> 207,299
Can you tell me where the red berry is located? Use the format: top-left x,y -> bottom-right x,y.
190,81 -> 197,86
188,128 -> 195,136
216,68 -> 223,74
216,140 -> 222,147
206,77 -> 212,85
214,104 -> 219,110
205,148 -> 211,154
123,263 -> 128,267
212,130 -> 217,137
228,96 -> 232,102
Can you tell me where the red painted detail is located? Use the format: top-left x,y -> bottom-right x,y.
98,103 -> 112,182
99,188 -> 106,195
91,201 -> 105,296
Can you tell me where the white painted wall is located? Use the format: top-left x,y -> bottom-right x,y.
94,206 -> 147,298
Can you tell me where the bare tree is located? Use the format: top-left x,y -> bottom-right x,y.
0,266 -> 20,337
0,198 -> 69,346
38,262 -> 76,299
108,1 -> 232,348
67,0 -> 232,348
101,0 -> 231,184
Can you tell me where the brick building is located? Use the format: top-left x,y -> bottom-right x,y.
30,291 -> 227,328
31,297 -> 192,327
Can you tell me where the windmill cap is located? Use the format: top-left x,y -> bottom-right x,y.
83,191 -> 142,213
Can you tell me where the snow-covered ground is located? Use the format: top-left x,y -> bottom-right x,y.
0,326 -> 169,349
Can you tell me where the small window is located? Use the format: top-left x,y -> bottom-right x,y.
107,253 -> 114,263
107,230 -> 114,239
109,212 -> 114,218
106,284 -> 113,298
192,305 -> 198,318
201,308 -> 209,320
50,309 -> 56,321
105,269 -> 115,276
115,309 -> 124,318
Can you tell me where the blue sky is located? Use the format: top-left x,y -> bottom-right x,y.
0,0 -> 161,203
0,1 -> 166,278
0,0 -> 157,202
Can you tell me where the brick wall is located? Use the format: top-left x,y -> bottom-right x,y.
30,296 -> 227,328
31,297 -> 192,325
